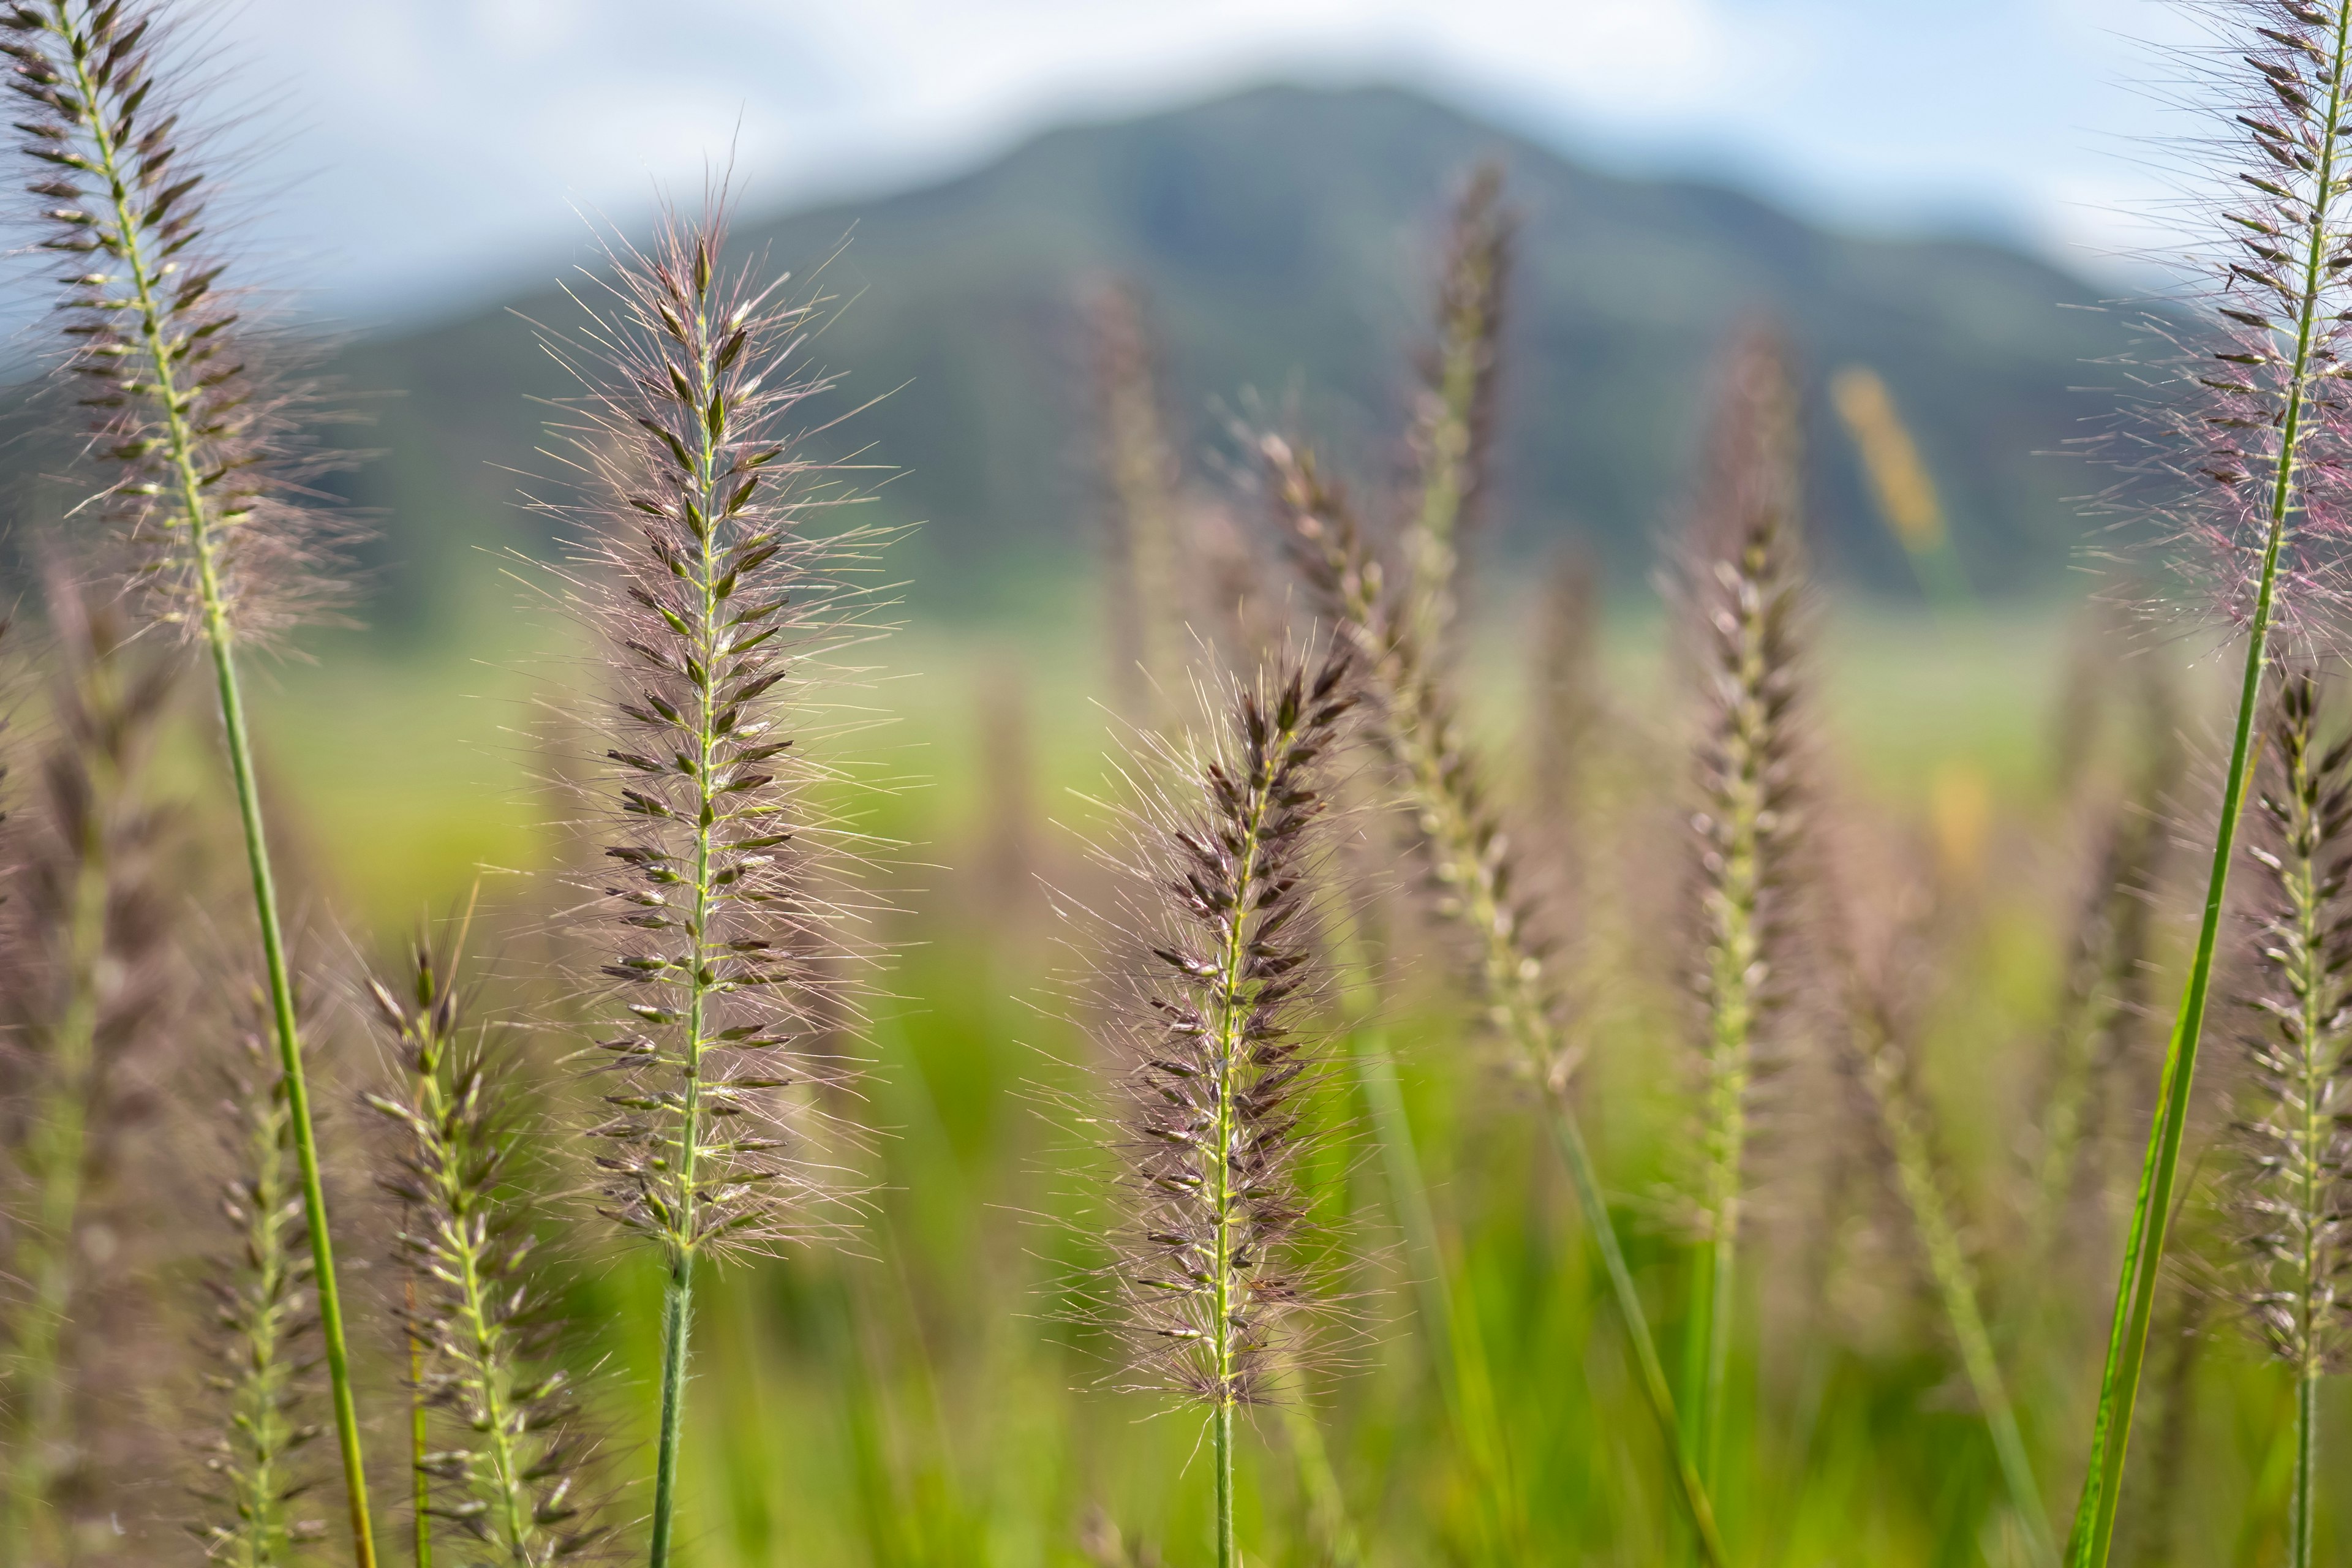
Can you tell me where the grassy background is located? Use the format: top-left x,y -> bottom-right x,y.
172,575 -> 2335,1567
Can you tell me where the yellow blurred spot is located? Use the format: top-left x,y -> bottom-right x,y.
1929,761 -> 1991,886
1832,365 -> 1945,554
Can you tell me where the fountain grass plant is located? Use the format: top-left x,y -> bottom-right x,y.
540,200 -> 883,1567
2066,5 -> 2352,1561
1,3 -> 376,1557
364,939 -> 603,1566
1070,649 -> 1356,1568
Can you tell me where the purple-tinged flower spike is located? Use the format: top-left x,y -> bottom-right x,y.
1085,649 -> 1356,1568
363,946 -> 606,1568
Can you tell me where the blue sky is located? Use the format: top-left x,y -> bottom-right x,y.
208,0 -> 2201,323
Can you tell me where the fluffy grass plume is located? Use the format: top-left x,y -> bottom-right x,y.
540,199 -> 880,1567
1262,435 -> 1727,1565
1401,164 -> 1511,657
0,4 -> 375,1556
2226,671 -> 2352,1568
1082,649 -> 1355,1568
2068,6 -> 2352,1559
1089,278 -> 1189,725
364,943 -> 603,1567
195,1013 -> 326,1567
0,571 -> 178,1562
1674,325 -> 1808,1495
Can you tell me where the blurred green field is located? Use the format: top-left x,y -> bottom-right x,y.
246,596 -> 2130,929
164,580 -> 2329,1568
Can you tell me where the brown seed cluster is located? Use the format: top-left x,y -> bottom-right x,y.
364,949 -> 601,1564
2232,672 -> 2352,1373
194,1019 -> 323,1564
544,207 -> 865,1262
2,0 -> 337,639
2143,0 -> 2352,642
1112,653 -> 1354,1406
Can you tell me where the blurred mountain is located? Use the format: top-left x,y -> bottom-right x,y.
330,82 -> 2133,629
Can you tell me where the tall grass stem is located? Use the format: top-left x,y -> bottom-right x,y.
2070,532 -> 2276,1567
651,1252 -> 694,1568
1214,1401 -> 1235,1568
209,619 -> 377,1568
1849,994 -> 2055,1562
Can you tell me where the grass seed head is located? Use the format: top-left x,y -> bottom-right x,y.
2,0 -> 353,643
1675,324 -> 1814,1210
2111,1 -> 2352,650
1087,649 -> 1358,1410
2227,669 -> 2352,1372
539,200 -> 881,1265
190,1006 -> 325,1564
363,942 -> 606,1566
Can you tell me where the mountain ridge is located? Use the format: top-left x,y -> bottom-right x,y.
320,81 -> 2138,626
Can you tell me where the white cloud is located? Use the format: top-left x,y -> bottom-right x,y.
175,0 -> 2187,322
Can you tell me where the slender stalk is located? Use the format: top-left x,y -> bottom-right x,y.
2071,601 -> 2270,1568
1213,1401 -> 1235,1568
650,1252 -> 694,1568
1689,663 -> 1765,1495
1325,862 -> 1517,1551
554,211 -> 867,1568
2290,1371 -> 2315,1567
1350,1026 -> 1523,1556
209,622 -> 376,1566
1539,1087 -> 1726,1566
1678,327 -> 1804,1502
1848,993 -> 2055,1562
1190,669 -> 1298,1568
407,1272 -> 433,1568
2069,12 -> 2352,1562
633,232 -> 745,1568
1090,657 -> 1352,1568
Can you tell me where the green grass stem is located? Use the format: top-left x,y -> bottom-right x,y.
1850,1003 -> 2054,1564
2291,1371 -> 2316,1568
408,1272 -> 433,1568
650,1251 -> 695,1568
1350,1027 -> 1524,1556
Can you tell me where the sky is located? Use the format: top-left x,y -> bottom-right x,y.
196,0 -> 2206,327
